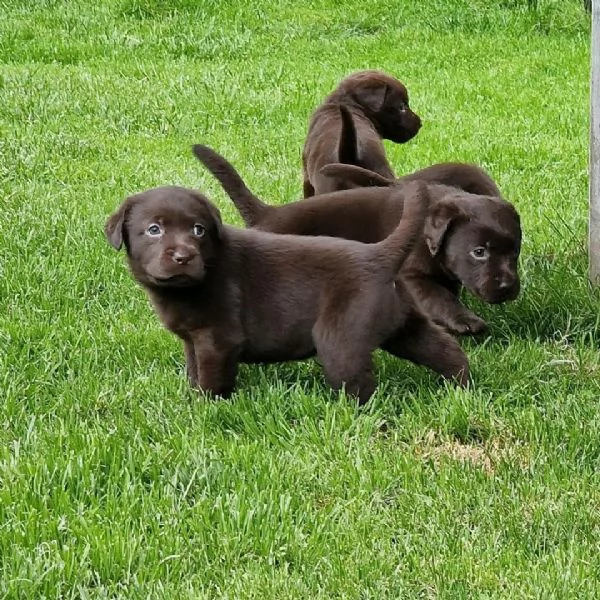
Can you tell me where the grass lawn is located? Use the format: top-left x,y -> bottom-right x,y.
1,0 -> 599,597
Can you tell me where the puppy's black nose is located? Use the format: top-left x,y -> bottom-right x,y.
498,277 -> 515,290
171,249 -> 195,265
495,275 -> 520,303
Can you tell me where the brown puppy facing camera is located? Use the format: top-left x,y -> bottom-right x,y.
105,183 -> 469,404
414,184 -> 521,333
302,70 -> 421,197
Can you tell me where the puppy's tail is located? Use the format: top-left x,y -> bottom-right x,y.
372,180 -> 429,276
192,144 -> 271,227
320,163 -> 395,187
337,105 -> 359,166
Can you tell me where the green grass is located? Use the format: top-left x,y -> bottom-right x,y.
1,0 -> 599,597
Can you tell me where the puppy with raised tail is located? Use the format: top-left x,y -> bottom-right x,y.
105,181 -> 468,403
302,70 -> 421,197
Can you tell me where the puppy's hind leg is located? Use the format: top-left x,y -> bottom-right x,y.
382,312 -> 470,386
313,324 -> 377,404
319,349 -> 376,405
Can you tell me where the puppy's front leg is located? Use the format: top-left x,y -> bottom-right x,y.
406,277 -> 488,336
183,339 -> 199,387
382,312 -> 470,386
189,330 -> 238,398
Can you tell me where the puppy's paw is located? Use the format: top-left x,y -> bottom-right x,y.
193,386 -> 234,400
445,313 -> 488,336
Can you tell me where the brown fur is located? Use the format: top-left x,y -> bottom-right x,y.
105,183 -> 469,403
320,162 -> 501,197
302,70 -> 421,197
193,145 -> 521,336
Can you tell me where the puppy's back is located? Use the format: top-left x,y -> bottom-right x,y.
254,186 -> 402,242
321,162 -> 501,197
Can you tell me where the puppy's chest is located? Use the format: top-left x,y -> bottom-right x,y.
148,290 -> 240,336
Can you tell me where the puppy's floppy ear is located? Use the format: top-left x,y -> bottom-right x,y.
353,83 -> 389,113
424,199 -> 465,256
105,197 -> 134,251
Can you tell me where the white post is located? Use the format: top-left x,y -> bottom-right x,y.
590,0 -> 600,283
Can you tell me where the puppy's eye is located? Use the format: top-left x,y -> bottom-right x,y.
470,246 -> 488,260
193,224 -> 206,237
146,223 -> 162,236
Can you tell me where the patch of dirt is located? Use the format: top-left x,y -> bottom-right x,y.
414,429 -> 530,475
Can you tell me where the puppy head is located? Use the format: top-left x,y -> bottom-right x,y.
424,193 -> 522,304
105,186 -> 223,288
337,70 -> 422,143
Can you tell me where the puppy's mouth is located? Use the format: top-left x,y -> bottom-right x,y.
473,285 -> 520,304
394,121 -> 421,143
147,272 -> 204,288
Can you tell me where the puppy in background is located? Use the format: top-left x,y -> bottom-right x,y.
104,182 -> 469,404
302,70 -> 421,197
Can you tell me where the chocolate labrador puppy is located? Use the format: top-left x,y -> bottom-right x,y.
302,70 -> 421,197
105,183 -> 469,404
193,144 -> 521,336
320,164 -> 521,333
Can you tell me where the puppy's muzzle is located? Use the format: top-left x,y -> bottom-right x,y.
409,112 -> 422,130
168,246 -> 198,265
487,275 -> 520,304
398,112 -> 422,142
